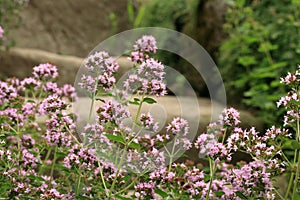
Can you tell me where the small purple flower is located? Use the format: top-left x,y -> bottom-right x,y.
195,133 -> 230,160
79,51 -> 119,92
220,107 -> 240,127
134,182 -> 156,199
33,63 -> 59,80
280,67 -> 300,85
78,74 -> 97,93
64,144 -> 98,171
84,51 -> 119,73
42,81 -> 60,94
123,58 -> 167,96
0,26 -> 4,39
40,188 -> 64,199
0,108 -> 24,127
96,99 -> 130,125
21,134 -> 35,148
20,77 -> 41,91
0,81 -> 18,105
140,112 -> 159,132
166,117 -> 189,136
60,84 -> 77,101
44,130 -> 73,147
39,94 -> 68,115
21,149 -> 40,169
133,35 -> 157,53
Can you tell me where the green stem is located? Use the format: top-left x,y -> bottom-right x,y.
109,145 -> 128,198
221,128 -> 227,144
206,157 -> 216,200
292,151 -> 300,199
76,174 -> 82,196
285,172 -> 295,199
275,187 -> 286,200
280,150 -> 292,166
168,136 -> 178,172
39,148 -> 52,175
98,163 -> 109,197
291,119 -> 300,198
50,146 -> 58,181
134,93 -> 145,123
89,92 -> 95,122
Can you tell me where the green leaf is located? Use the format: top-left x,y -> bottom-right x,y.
105,134 -> 125,144
235,0 -> 246,7
115,194 -> 132,200
134,98 -> 140,102
204,174 -> 210,183
235,191 -> 247,200
127,0 -> 135,24
129,100 -> 140,105
214,191 -> 225,197
282,139 -> 300,150
238,56 -> 257,67
134,6 -> 146,27
258,42 -> 278,52
155,188 -> 168,198
27,175 -> 45,182
129,141 -> 141,150
292,0 -> 300,5
95,97 -> 105,103
143,97 -> 157,104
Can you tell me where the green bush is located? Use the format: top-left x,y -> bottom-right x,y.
219,0 -> 300,125
0,0 -> 29,47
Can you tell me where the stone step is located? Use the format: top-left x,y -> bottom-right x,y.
0,47 -> 132,85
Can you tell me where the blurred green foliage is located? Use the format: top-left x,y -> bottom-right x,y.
134,0 -> 189,30
0,0 -> 28,47
219,0 -> 300,125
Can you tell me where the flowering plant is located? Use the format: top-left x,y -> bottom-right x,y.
0,35 -> 299,199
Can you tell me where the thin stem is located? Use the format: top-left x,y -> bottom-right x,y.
76,174 -> 82,196
206,157 -> 216,200
50,146 -> 58,181
97,161 -> 109,197
88,92 -> 95,122
39,148 -> 52,175
65,125 -> 82,145
285,172 -> 295,199
275,187 -> 286,200
168,140 -> 176,172
221,128 -> 227,144
134,93 -> 145,123
291,119 -> 300,198
292,150 -> 300,199
280,150 -> 292,166
109,145 -> 128,198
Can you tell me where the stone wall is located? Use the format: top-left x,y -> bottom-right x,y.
9,0 -> 130,57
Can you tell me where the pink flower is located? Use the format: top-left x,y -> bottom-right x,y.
39,94 -> 68,115
133,35 -> 157,53
123,58 -> 167,96
79,51 -> 119,93
0,26 -> 4,39
0,81 -> 18,104
166,117 -> 189,136
220,107 -> 240,127
96,99 -> 130,125
280,68 -> 300,85
140,112 -> 159,132
33,63 -> 59,80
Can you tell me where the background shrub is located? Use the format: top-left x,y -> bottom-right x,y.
218,0 -> 300,125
